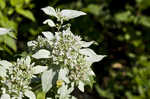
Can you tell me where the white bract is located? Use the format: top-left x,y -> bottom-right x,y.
42,69 -> 56,93
79,48 -> 106,63
0,28 -> 10,35
32,49 -> 51,59
78,81 -> 85,92
43,19 -> 56,27
42,31 -> 54,40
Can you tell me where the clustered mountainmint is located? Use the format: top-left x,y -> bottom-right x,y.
0,6 -> 105,99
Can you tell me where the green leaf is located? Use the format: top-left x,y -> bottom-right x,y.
95,84 -> 114,99
0,0 -> 6,9
139,16 -> 150,27
37,92 -> 46,99
10,0 -> 24,7
115,11 -> 134,22
42,69 -> 56,93
16,8 -> 35,21
4,35 -> 17,51
86,4 -> 101,16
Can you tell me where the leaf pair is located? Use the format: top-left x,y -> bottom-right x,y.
41,6 -> 86,21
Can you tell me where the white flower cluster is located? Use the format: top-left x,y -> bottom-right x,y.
0,56 -> 47,99
27,6 -> 105,99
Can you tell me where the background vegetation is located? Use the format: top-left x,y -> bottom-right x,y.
0,0 -> 150,99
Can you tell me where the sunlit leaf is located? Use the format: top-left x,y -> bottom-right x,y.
16,8 -> 35,21
41,6 -> 57,17
60,10 -> 86,20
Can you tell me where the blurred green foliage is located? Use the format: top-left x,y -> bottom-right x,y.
0,0 -> 150,98
0,0 -> 35,54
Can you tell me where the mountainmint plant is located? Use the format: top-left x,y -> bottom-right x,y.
0,6 -> 105,99
28,6 -> 105,99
